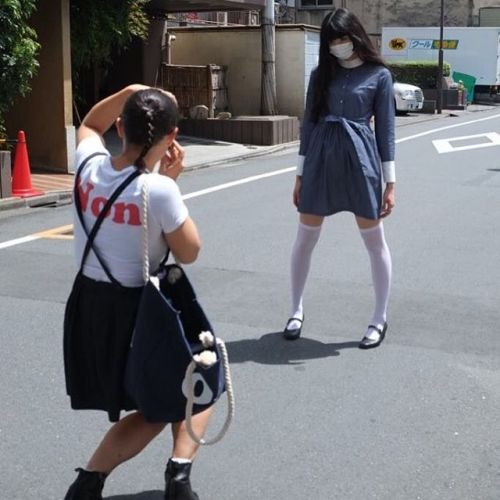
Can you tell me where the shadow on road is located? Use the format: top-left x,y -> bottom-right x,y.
106,491 -> 163,499
226,332 -> 358,365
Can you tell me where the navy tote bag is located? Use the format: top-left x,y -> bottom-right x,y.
124,179 -> 234,439
124,262 -> 226,423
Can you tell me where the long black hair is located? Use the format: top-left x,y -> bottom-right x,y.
310,8 -> 388,122
121,89 -> 178,169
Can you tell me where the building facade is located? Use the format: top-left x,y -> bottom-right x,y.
5,0 -> 266,172
292,1 -> 500,38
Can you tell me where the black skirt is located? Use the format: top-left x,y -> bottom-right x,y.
63,273 -> 143,422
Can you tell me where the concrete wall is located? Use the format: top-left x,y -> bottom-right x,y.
474,0 -> 500,20
170,27 -> 262,116
275,28 -> 307,118
477,3 -> 500,26
6,0 -> 74,172
169,25 -> 318,118
304,30 -> 320,100
295,0 -> 500,36
378,0 -> 473,28
295,2 -> 377,35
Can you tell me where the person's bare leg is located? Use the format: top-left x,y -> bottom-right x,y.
170,407 -> 213,459
86,412 -> 167,474
163,408 -> 213,499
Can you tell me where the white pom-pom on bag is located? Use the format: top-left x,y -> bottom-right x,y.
193,350 -> 217,368
199,331 -> 215,348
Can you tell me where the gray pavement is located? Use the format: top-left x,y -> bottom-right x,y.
1,103 -> 498,213
0,134 -> 298,212
1,107 -> 500,499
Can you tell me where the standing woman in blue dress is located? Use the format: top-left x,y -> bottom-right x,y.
283,8 -> 395,348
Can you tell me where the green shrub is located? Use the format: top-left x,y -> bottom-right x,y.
70,0 -> 150,107
0,0 -> 40,141
388,61 -> 451,89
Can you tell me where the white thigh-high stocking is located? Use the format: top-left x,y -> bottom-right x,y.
359,223 -> 392,340
287,222 -> 322,330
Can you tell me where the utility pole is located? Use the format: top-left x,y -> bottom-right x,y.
261,0 -> 278,115
436,0 -> 445,114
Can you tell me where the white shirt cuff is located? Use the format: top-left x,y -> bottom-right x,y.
382,161 -> 396,183
296,155 -> 305,176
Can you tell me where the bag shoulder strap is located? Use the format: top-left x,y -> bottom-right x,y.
141,179 -> 170,280
74,152 -> 142,286
74,153 -> 109,274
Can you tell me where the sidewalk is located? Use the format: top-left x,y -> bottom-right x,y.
1,103 -> 498,212
0,135 -> 298,211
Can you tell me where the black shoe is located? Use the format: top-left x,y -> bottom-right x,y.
164,459 -> 200,500
64,468 -> 106,500
283,317 -> 304,341
359,322 -> 388,349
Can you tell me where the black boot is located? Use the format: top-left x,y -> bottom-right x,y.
64,468 -> 107,500
164,459 -> 199,500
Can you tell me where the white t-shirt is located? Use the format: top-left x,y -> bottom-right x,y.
73,136 -> 188,287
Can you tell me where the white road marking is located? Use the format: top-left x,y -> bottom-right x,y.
182,166 -> 296,200
395,112 -> 500,144
0,168 -> 297,250
0,224 -> 74,249
2,112 -> 500,250
0,234 -> 40,250
433,132 -> 500,154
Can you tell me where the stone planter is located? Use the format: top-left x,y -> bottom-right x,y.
179,115 -> 299,146
0,150 -> 12,198
422,89 -> 467,110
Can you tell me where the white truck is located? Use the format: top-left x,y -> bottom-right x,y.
381,26 -> 500,89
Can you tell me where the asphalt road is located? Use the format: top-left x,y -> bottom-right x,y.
1,109 -> 500,500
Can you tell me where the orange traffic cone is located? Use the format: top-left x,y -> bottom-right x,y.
11,130 -> 44,198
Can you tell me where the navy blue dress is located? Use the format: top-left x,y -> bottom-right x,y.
298,63 -> 395,220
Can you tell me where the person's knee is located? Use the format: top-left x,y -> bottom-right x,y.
360,224 -> 387,253
294,223 -> 321,253
299,213 -> 323,227
134,412 -> 167,434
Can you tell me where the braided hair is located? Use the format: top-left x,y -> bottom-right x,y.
121,89 -> 178,169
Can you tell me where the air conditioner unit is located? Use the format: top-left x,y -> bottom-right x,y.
249,11 -> 259,25
216,11 -> 228,25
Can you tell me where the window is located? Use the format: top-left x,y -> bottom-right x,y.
300,0 -> 334,9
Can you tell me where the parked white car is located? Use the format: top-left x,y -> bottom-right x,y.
394,82 -> 424,113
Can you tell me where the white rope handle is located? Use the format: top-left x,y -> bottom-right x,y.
185,338 -> 235,445
141,179 -> 150,283
142,178 -> 234,444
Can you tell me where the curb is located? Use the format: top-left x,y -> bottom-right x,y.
183,139 -> 300,172
0,140 -> 300,212
0,104 -> 497,213
395,105 -> 495,128
0,191 -> 73,212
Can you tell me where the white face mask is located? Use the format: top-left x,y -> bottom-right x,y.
329,41 -> 354,60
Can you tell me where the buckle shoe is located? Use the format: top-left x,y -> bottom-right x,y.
359,322 -> 388,349
283,317 -> 304,341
